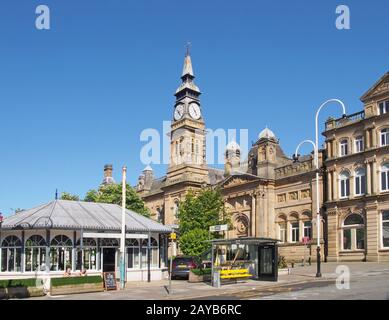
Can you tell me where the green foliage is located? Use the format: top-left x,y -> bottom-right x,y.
84,183 -> 150,218
51,276 -> 103,287
178,188 -> 230,257
191,268 -> 212,276
60,192 -> 80,201
179,229 -> 211,257
278,255 -> 288,269
0,278 -> 37,288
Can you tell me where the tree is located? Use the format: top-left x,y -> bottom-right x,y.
178,188 -> 230,257
84,183 -> 150,218
60,192 -> 80,201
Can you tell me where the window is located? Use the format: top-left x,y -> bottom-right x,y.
173,201 -> 179,220
140,238 -> 159,268
1,236 -> 22,272
382,211 -> 389,248
354,136 -> 364,153
291,222 -> 299,243
381,129 -> 389,146
379,100 -> 389,115
342,214 -> 365,250
126,239 -> 140,269
279,223 -> 287,243
340,139 -> 349,156
25,235 -> 46,272
381,163 -> 389,192
76,238 -> 97,271
355,168 -> 366,196
304,221 -> 312,240
339,171 -> 350,198
50,235 -> 73,271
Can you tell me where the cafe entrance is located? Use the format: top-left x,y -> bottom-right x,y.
102,248 -> 116,272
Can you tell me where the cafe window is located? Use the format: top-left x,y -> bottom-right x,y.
126,239 -> 140,269
25,235 -> 46,272
342,214 -> 365,251
50,235 -> 73,271
140,238 -> 159,268
1,236 -> 22,272
76,238 -> 97,271
382,211 -> 389,248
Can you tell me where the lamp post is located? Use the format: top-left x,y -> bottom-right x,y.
120,166 -> 127,289
293,99 -> 346,278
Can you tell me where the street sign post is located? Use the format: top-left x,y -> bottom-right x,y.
209,224 -> 228,232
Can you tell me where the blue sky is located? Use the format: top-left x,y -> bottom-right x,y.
1,0 -> 388,215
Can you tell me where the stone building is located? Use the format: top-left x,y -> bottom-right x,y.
136,50 -> 389,262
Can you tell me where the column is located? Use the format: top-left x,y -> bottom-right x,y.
72,231 -> 76,272
350,173 -> 355,199
286,220 -> 291,243
326,211 -> 339,262
372,161 -> 378,194
366,162 -> 371,195
45,229 -> 50,272
326,142 -> 332,158
332,140 -> 337,158
365,129 -> 370,149
251,194 -> 256,237
372,128 -> 377,148
333,171 -> 339,200
21,230 -> 25,273
366,205 -> 379,262
96,239 -> 101,271
327,171 -> 333,201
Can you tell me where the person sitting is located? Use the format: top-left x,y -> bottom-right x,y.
79,268 -> 87,277
64,268 -> 72,277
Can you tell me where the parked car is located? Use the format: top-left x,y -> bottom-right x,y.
170,256 -> 200,279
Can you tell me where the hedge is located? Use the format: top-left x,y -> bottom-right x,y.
191,268 -> 212,276
51,276 -> 103,287
0,278 -> 38,288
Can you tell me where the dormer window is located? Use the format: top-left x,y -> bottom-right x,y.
379,100 -> 389,115
340,139 -> 349,156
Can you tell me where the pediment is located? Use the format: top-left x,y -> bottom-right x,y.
220,174 -> 259,188
361,72 -> 389,102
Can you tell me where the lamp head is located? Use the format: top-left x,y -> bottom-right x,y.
342,113 -> 347,118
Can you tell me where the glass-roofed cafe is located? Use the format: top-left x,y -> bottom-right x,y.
0,200 -> 172,281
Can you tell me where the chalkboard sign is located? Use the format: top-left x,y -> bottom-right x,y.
103,272 -> 117,291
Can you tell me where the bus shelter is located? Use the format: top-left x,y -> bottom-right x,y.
209,237 -> 279,285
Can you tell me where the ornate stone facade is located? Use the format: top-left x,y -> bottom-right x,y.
136,52 -> 389,263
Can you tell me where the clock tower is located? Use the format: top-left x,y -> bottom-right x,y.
167,48 -> 209,184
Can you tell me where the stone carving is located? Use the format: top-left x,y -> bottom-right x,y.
277,194 -> 286,203
301,189 -> 311,199
235,213 -> 249,236
289,191 -> 298,201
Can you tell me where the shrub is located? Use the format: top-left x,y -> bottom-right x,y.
0,278 -> 38,288
51,276 -> 103,287
278,255 -> 288,269
191,268 -> 212,276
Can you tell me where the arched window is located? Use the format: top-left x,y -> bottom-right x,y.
381,163 -> 389,192
50,235 -> 72,271
340,139 -> 349,156
381,128 -> 389,146
76,238 -> 97,271
100,238 -> 119,247
289,213 -> 299,243
342,214 -> 365,250
355,167 -> 366,196
277,215 -> 287,243
354,136 -> 364,153
1,236 -> 22,272
302,212 -> 312,240
339,171 -> 350,198
126,239 -> 140,269
25,235 -> 46,272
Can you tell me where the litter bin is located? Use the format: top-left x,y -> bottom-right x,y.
212,270 -> 220,288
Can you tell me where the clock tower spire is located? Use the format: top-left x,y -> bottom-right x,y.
168,47 -> 208,183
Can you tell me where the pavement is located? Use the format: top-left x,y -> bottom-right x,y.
28,262 -> 389,300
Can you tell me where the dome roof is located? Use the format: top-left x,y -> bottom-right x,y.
226,141 -> 240,151
258,127 -> 276,140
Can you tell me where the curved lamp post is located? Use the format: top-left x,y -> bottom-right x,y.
293,99 -> 346,278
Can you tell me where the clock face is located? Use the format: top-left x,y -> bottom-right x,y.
188,103 -> 201,120
174,104 -> 184,120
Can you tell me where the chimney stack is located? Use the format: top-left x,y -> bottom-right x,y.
102,164 -> 115,185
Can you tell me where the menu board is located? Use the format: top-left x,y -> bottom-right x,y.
103,272 -> 117,291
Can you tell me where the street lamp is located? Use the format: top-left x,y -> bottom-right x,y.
293,99 -> 346,278
120,166 -> 127,289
